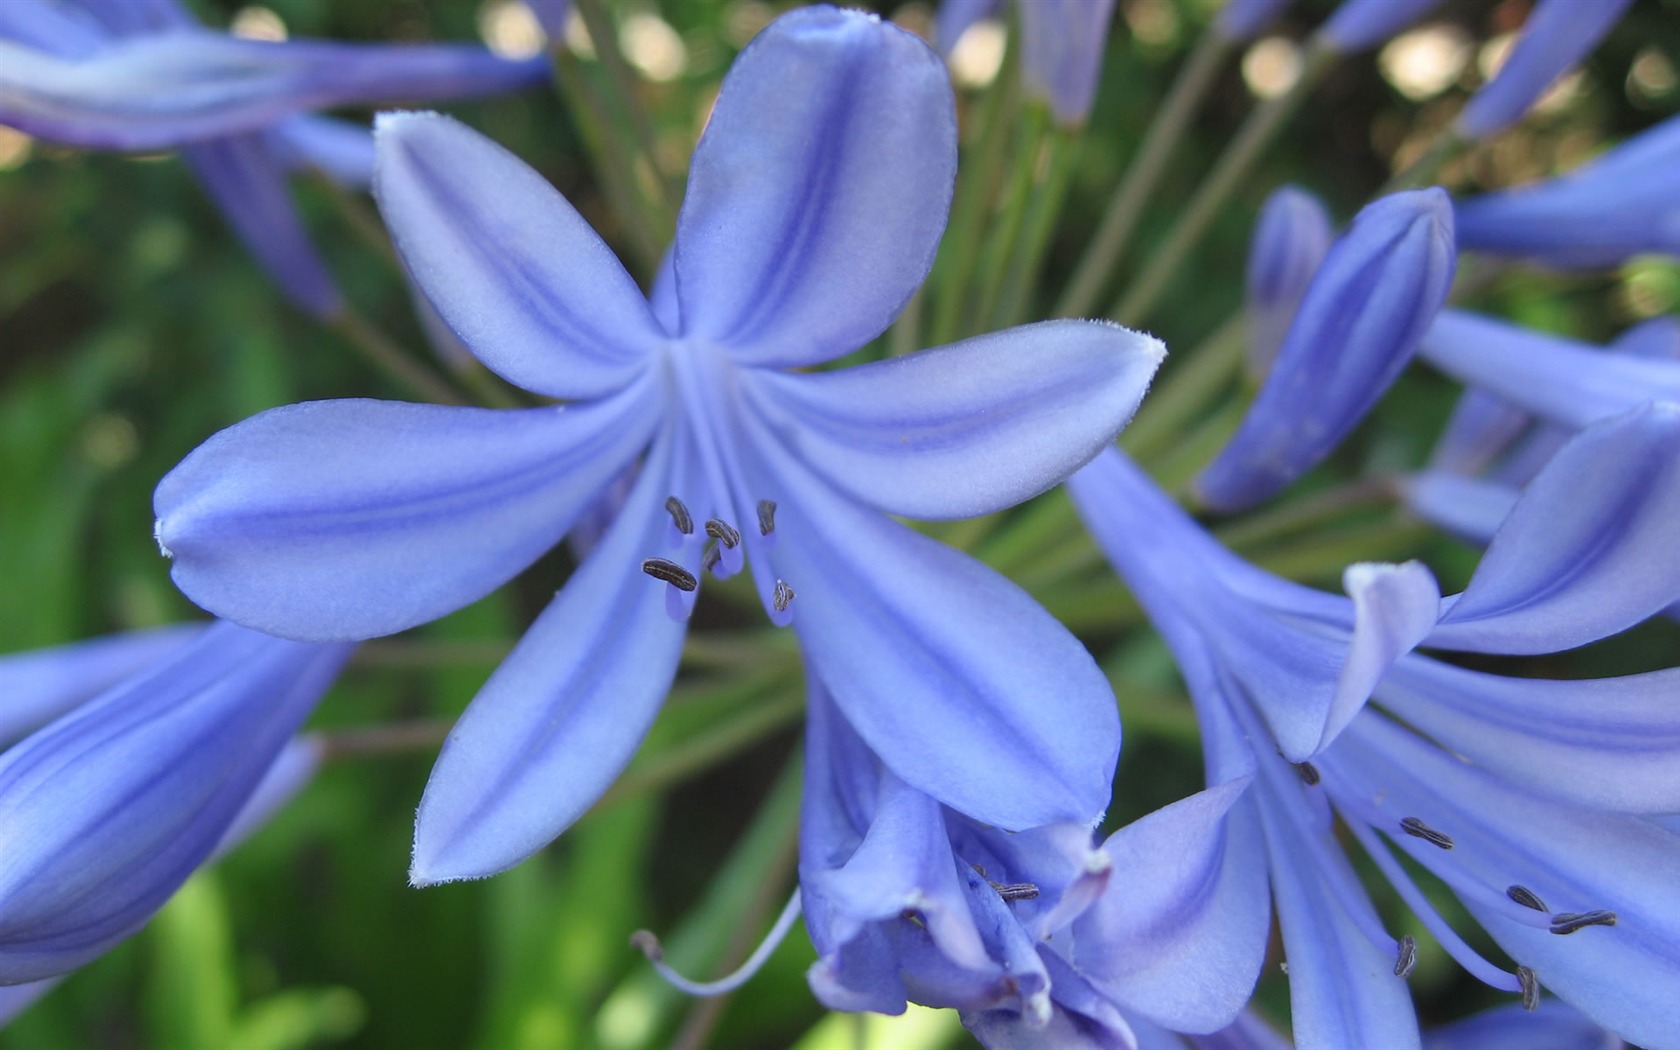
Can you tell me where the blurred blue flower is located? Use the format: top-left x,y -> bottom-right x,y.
1316,0 -> 1441,54
153,6 -> 1163,886
1457,0 -> 1633,140
1195,188 -> 1455,511
0,620 -> 348,984
1243,185 -> 1332,378
1454,113 -> 1680,270
1070,411 -> 1680,1048
936,0 -> 1116,126
0,0 -> 548,316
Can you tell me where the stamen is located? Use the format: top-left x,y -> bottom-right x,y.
1506,885 -> 1547,912
757,499 -> 777,536
701,545 -> 722,574
1517,966 -> 1540,1011
1295,761 -> 1321,786
705,519 -> 741,549
632,889 -> 803,997
1399,816 -> 1454,850
990,881 -> 1040,902
641,558 -> 697,592
1549,910 -> 1617,935
772,579 -> 795,614
1393,935 -> 1418,978
664,497 -> 694,535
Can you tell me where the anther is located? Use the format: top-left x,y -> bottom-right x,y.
1393,935 -> 1417,978
664,497 -> 694,535
773,579 -> 794,613
705,519 -> 741,549
641,558 -> 697,592
1399,816 -> 1453,850
1295,761 -> 1321,786
1516,965 -> 1540,1011
701,545 -> 722,573
1549,910 -> 1617,935
990,881 -> 1040,902
757,500 -> 777,535
1506,885 -> 1547,912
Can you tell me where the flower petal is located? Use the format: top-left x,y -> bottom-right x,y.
0,622 -> 347,983
1073,779 -> 1271,1035
0,625 -> 197,749
1318,0 -> 1442,52
409,432 -> 686,883
1402,470 -> 1519,545
1423,1000 -> 1623,1050
1456,0 -> 1633,139
672,6 -> 955,368
374,111 -> 664,399
1017,0 -> 1117,127
1245,185 -> 1334,378
752,444 -> 1119,829
154,386 -> 659,641
1315,561 -> 1440,753
266,114 -> 375,188
740,321 -> 1163,520
183,132 -> 341,318
1378,656 -> 1680,814
1429,403 -> 1680,653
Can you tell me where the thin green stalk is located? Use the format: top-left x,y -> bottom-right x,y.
1213,475 -> 1398,550
305,169 -> 397,266
1249,518 -> 1429,585
888,285 -> 925,357
1381,128 -> 1469,195
354,638 -> 512,668
1110,43 -> 1336,327
970,105 -> 1052,336
993,124 -> 1083,328
329,308 -> 465,405
319,719 -> 452,760
1058,28 -> 1232,318
1119,311 -> 1246,461
573,0 -> 681,213
1149,394 -> 1245,493
595,690 -> 802,812
929,58 -> 1021,347
977,486 -> 1080,575
549,49 -> 667,273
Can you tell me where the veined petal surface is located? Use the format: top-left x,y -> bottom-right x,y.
740,321 -> 1162,519
752,444 -> 1118,829
672,6 -> 955,368
0,625 -> 197,749
1429,403 -> 1680,653
155,387 -> 659,641
409,433 -> 687,883
375,112 -> 665,399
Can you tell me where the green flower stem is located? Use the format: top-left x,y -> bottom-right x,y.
1118,311 -> 1245,462
1057,28 -> 1232,319
354,638 -> 513,668
888,285 -> 926,357
595,689 -> 803,814
328,308 -> 466,406
318,719 -> 452,761
549,48 -> 668,275
1210,475 -> 1398,549
1109,42 -> 1336,327
1247,518 -> 1429,586
993,122 -> 1083,328
1381,128 -> 1469,195
573,0 -> 681,212
976,486 -> 1081,575
928,54 -> 1021,348
1147,394 -> 1245,494
969,104 -> 1053,337
305,169 -> 397,266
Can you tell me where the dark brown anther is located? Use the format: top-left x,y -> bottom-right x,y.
1506,885 -> 1548,912
1393,935 -> 1418,978
1516,966 -> 1540,1011
757,499 -> 777,536
701,545 -> 722,573
664,496 -> 694,535
773,579 -> 795,613
990,882 -> 1041,902
641,558 -> 698,592
705,519 -> 741,549
1399,816 -> 1454,850
1549,910 -> 1617,935
1295,761 -> 1321,786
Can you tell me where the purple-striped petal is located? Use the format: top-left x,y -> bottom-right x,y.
409,433 -> 687,883
1458,0 -> 1633,139
374,112 -> 664,399
752,444 -> 1119,829
0,625 -> 197,749
672,6 -> 955,368
154,387 -> 659,641
740,320 -> 1162,520
1245,185 -> 1333,378
1430,403 -> 1680,653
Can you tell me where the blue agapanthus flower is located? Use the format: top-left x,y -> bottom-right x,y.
0,620 -> 348,984
0,0 -> 548,317
935,0 -> 1117,126
1455,0 -> 1634,140
152,6 -> 1163,887
1243,185 -> 1332,378
1069,404 -> 1680,1048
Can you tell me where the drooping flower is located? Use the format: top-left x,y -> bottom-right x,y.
936,0 -> 1117,127
1068,404 -> 1680,1048
153,6 -> 1163,886
0,0 -> 548,316
798,672 -> 1266,1049
0,620 -> 349,984
1455,0 -> 1634,140
1194,188 -> 1455,511
1453,113 -> 1680,271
